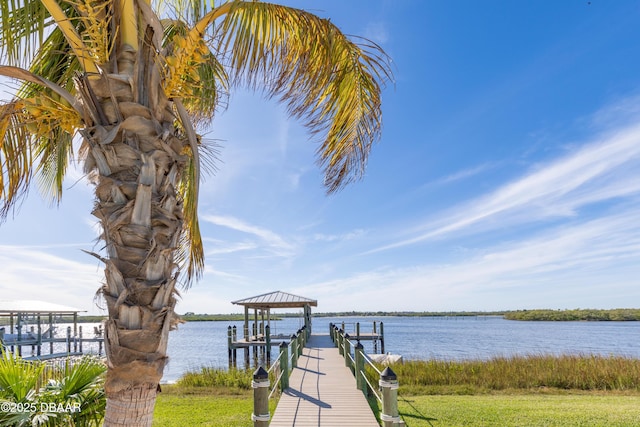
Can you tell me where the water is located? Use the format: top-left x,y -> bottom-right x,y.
161,316 -> 640,383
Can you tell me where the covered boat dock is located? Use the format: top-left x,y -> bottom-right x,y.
228,290 -> 317,366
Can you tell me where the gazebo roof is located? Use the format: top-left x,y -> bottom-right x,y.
0,300 -> 84,314
232,291 -> 317,309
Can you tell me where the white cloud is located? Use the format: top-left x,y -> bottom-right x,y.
426,163 -> 496,188
303,207 -> 640,311
312,229 -> 366,242
0,245 -> 104,313
373,121 -> 640,252
201,214 -> 295,257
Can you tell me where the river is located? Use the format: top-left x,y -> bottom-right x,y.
160,316 -> 640,383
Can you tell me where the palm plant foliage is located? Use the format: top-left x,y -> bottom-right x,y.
0,0 -> 391,425
0,352 -> 106,426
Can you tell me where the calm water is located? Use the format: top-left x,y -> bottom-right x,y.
161,316 -> 640,383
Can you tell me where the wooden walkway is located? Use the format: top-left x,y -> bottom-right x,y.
270,334 -> 379,427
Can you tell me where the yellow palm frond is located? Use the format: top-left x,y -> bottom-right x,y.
68,0 -> 114,65
40,0 -> 98,73
162,21 -> 229,122
215,1 -> 392,192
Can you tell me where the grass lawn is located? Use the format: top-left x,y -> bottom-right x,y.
153,356 -> 640,426
398,393 -> 640,427
152,386 -> 277,427
153,388 -> 640,426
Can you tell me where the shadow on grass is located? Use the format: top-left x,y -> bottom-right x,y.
399,396 -> 438,426
366,391 -> 438,426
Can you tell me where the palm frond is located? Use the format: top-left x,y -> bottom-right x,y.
0,100 -> 34,220
216,1 -> 393,192
0,351 -> 44,402
162,20 -> 229,122
0,0 -> 49,68
174,98 -> 204,286
0,64 -> 83,207
69,0 -> 114,65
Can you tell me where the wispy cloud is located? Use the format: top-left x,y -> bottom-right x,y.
201,214 -> 295,257
425,163 -> 496,188
373,121 -> 640,252
0,245 -> 104,312
306,207 -> 640,311
312,229 -> 366,242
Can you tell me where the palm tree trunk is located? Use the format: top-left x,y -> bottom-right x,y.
79,39 -> 188,426
103,385 -> 157,426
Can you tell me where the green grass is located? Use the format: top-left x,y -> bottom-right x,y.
153,386 -> 277,427
398,393 -> 640,426
154,368 -> 276,426
153,387 -> 640,427
392,355 -> 640,394
153,356 -> 640,426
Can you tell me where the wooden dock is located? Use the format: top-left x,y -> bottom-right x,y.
270,334 -> 379,427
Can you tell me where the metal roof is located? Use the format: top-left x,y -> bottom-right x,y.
0,300 -> 85,314
231,291 -> 317,309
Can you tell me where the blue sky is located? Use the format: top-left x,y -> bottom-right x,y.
1,0 -> 640,315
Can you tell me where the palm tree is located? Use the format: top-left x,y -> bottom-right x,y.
0,0 -> 391,425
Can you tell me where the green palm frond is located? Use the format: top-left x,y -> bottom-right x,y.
216,1 -> 392,192
1,4 -> 85,217
0,351 -> 44,402
0,63 -> 82,209
0,0 -> 49,68
0,100 -> 34,220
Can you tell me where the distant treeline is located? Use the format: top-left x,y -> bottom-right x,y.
174,311 -> 507,321
311,311 -> 507,318
504,309 -> 640,321
65,309 -> 640,323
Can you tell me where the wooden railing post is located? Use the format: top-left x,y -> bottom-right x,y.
297,330 -> 304,356
337,329 -> 344,355
380,321 -> 385,354
329,323 -> 334,342
379,367 -> 400,427
279,341 -> 289,390
291,334 -> 298,368
355,341 -> 366,393
252,367 -> 270,427
344,334 -> 351,368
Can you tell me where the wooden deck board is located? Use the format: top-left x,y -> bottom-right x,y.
270,334 -> 379,427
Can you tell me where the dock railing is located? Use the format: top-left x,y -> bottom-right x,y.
330,323 -> 402,427
1,325 -> 104,360
252,325 -> 307,427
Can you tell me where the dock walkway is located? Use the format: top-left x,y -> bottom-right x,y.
270,334 -> 378,427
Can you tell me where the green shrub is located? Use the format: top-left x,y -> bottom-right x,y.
0,352 -> 106,426
177,367 -> 253,390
